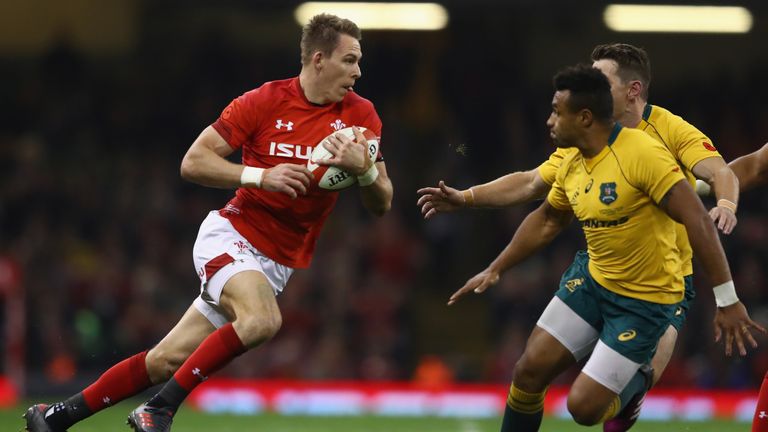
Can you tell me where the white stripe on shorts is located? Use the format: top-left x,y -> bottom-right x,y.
536,296 -> 599,361
582,340 -> 642,394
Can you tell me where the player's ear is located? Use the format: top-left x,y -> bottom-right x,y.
579,109 -> 594,127
311,50 -> 325,70
627,80 -> 643,100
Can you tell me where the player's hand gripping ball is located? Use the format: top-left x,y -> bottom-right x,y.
307,126 -> 379,190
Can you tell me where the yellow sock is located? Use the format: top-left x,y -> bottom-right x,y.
507,383 -> 547,414
598,396 -> 621,423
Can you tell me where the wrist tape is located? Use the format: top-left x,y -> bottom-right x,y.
240,167 -> 264,188
357,164 -> 379,187
713,280 -> 739,308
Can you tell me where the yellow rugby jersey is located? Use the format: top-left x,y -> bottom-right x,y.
547,124 -> 687,304
538,104 -> 721,276
538,147 -> 570,186
637,104 -> 721,276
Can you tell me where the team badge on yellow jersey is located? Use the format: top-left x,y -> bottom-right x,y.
599,182 -> 618,205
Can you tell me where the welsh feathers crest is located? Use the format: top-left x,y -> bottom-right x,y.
330,119 -> 346,131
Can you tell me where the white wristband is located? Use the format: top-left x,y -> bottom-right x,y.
240,166 -> 264,188
713,280 -> 739,308
357,164 -> 379,187
694,179 -> 711,197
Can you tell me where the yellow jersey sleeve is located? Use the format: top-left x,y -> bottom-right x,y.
546,149 -> 577,210
538,148 -> 571,186
646,105 -> 722,172
546,177 -> 571,210
669,115 -> 721,171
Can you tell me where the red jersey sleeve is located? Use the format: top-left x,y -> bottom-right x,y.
211,87 -> 268,150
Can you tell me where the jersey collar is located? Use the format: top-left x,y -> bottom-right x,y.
583,143 -> 611,171
607,122 -> 623,146
642,103 -> 653,121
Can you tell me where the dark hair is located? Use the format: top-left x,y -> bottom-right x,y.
553,64 -> 614,123
591,43 -> 652,100
300,14 -> 362,65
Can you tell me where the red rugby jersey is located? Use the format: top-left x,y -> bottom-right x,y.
211,77 -> 382,268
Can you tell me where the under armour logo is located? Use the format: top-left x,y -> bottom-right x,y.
102,396 -> 112,406
275,119 -> 294,130
760,411 -> 768,419
192,368 -> 208,382
330,119 -> 346,131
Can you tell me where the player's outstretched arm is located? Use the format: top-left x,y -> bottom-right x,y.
691,157 -> 739,234
416,180 -> 466,219
181,126 -> 312,198
448,200 -> 572,305
473,170 -> 551,206
416,169 -> 551,219
729,143 -> 768,193
660,180 -> 766,356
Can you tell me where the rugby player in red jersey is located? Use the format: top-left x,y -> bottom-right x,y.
24,13 -> 392,432
716,143 -> 768,432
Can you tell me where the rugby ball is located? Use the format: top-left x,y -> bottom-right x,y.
307,126 -> 379,190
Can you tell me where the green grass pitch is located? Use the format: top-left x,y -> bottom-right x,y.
1,400 -> 748,431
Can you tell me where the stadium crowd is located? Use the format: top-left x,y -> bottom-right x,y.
3,14 -> 768,396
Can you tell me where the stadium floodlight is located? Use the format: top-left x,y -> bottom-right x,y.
604,4 -> 752,33
294,2 -> 449,30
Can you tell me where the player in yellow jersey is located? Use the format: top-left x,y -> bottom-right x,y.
418,43 -> 740,431
446,64 -> 762,432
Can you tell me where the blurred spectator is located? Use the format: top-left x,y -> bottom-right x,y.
413,355 -> 454,390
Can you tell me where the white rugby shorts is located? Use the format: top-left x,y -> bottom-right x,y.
191,211 -> 294,328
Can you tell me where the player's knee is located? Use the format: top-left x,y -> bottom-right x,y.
512,355 -> 544,391
511,358 -> 534,388
145,348 -> 185,383
569,408 -> 602,426
235,312 -> 282,347
566,390 -> 603,426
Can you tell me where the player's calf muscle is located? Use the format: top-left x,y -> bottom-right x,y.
568,402 -> 605,426
567,383 -> 614,425
145,348 -> 186,383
